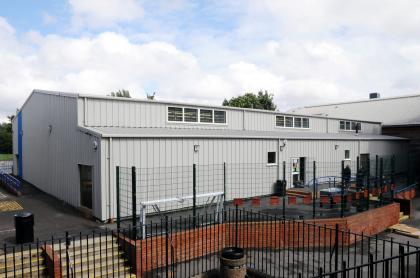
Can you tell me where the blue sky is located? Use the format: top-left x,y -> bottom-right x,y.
2,0 -> 420,121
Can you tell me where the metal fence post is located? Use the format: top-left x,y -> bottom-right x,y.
65,231 -> 70,277
131,166 -> 137,238
223,162 -> 226,204
235,205 -> 239,247
368,253 -> 373,278
165,215 -> 169,278
313,161 -> 316,219
379,158 -> 384,206
375,155 -> 379,188
116,166 -> 120,230
193,163 -> 197,228
391,155 -> 396,201
334,224 -> 339,271
399,245 -> 405,278
366,157 -> 370,211
283,161 -> 286,219
341,160 -> 345,218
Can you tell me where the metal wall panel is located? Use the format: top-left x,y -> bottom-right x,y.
82,97 -> 381,134
21,93 -> 103,219
104,136 -> 406,219
290,95 -> 420,125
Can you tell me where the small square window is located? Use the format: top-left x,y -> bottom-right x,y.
294,117 -> 302,128
302,118 -> 309,128
345,150 -> 350,160
267,152 -> 277,164
214,110 -> 226,123
276,116 -> 285,127
168,107 -> 183,122
345,121 -> 351,130
285,117 -> 293,127
200,109 -> 213,123
340,121 -> 345,130
184,108 -> 198,122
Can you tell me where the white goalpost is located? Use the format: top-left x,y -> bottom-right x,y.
138,191 -> 225,239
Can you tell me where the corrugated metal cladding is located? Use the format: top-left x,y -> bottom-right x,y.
16,92 -> 103,218
78,97 -> 382,134
100,137 -> 407,220
290,95 -> 420,125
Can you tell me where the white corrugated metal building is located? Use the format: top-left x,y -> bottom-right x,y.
12,90 -> 408,221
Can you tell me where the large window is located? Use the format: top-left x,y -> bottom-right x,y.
168,107 -> 183,122
167,106 -> 226,124
276,115 -> 310,129
267,152 -> 277,165
339,120 -> 362,131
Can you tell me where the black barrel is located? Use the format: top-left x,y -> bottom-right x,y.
15,212 -> 34,244
274,180 -> 286,196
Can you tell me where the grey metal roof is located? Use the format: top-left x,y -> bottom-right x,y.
292,93 -> 420,109
78,126 -> 407,141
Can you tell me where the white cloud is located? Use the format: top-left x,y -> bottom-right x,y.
69,0 -> 144,29
4,1 -> 420,121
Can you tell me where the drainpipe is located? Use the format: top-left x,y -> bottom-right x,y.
108,137 -> 113,221
83,97 -> 87,126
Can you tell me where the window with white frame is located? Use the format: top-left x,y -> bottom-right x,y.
339,120 -> 362,131
267,152 -> 277,165
168,107 -> 183,122
285,116 -> 294,127
294,117 -> 302,128
214,110 -> 226,123
184,108 -> 198,122
276,115 -> 285,127
276,115 -> 310,129
167,106 -> 226,125
345,150 -> 350,160
200,109 -> 213,123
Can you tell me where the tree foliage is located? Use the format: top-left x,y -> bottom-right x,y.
222,91 -> 277,110
0,117 -> 13,154
109,89 -> 131,98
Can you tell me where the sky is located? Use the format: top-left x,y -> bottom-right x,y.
2,0 -> 420,122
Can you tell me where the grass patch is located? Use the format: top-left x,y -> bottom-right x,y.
0,154 -> 13,161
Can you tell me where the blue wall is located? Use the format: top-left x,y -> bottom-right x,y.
17,111 -> 22,177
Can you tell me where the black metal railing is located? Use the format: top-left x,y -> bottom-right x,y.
1,207 -> 420,277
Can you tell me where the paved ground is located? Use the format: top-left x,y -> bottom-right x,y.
0,182 -> 102,244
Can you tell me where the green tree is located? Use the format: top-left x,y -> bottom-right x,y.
0,116 -> 13,154
109,89 -> 131,98
223,90 -> 277,110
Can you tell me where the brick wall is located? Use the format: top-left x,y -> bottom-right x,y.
118,203 -> 400,277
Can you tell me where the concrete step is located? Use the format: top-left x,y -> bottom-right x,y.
0,264 -> 47,278
0,248 -> 44,263
54,244 -> 122,259
60,250 -> 128,268
0,256 -> 45,274
61,260 -> 132,278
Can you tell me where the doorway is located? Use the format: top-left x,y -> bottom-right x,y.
79,165 -> 93,210
360,153 -> 370,174
291,157 -> 306,187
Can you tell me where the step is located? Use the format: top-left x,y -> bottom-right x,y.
399,215 -> 410,222
54,244 -> 121,259
61,260 -> 132,277
0,264 -> 47,278
0,248 -> 44,263
0,256 -> 45,273
52,235 -> 119,252
59,250 -> 128,268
